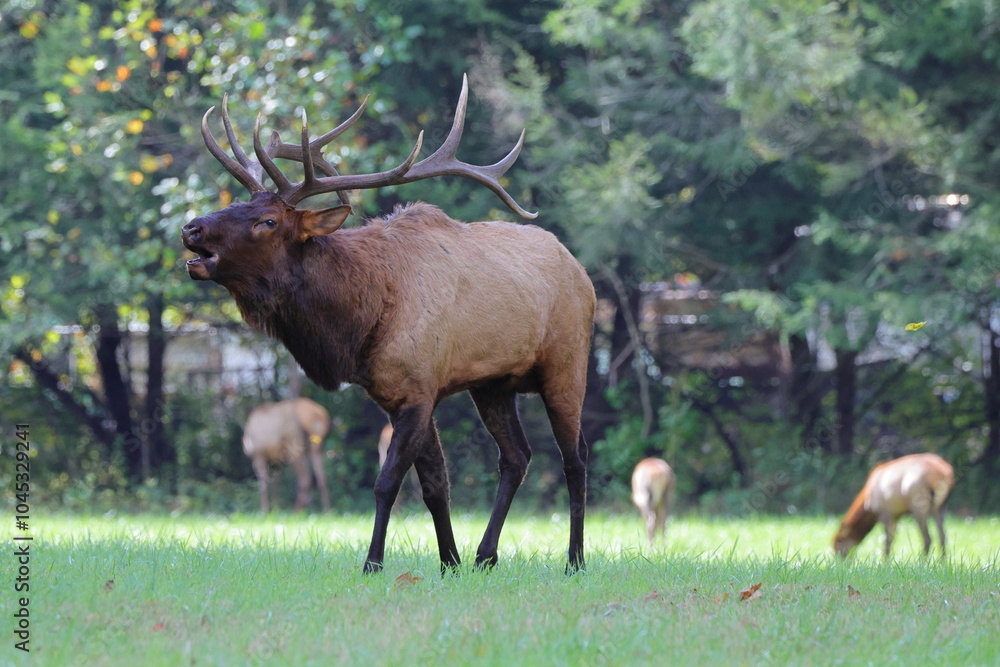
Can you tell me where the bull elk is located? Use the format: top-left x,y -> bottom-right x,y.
181,76 -> 596,573
833,453 -> 954,558
242,397 -> 331,513
631,458 -> 675,546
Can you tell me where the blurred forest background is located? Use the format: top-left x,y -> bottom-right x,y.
2,0 -> 998,516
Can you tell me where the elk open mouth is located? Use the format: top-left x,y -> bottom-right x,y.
184,245 -> 219,280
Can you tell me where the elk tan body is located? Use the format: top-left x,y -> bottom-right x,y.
833,453 -> 954,558
182,77 -> 595,573
631,458 -> 675,546
242,397 -> 331,513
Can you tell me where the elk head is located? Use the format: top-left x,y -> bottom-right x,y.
182,75 -> 535,287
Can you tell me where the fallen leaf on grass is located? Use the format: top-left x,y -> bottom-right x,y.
848,585 -> 861,598
643,590 -> 662,602
739,583 -> 762,601
711,593 -> 730,604
394,572 -> 421,588
151,622 -> 165,632
905,321 -> 926,331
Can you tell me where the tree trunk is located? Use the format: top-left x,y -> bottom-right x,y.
95,306 -> 141,480
692,396 -> 749,487
605,257 -> 641,387
601,265 -> 653,438
982,316 -> 1000,467
143,293 -> 172,476
788,334 -> 827,449
581,346 -> 615,450
834,348 -> 858,456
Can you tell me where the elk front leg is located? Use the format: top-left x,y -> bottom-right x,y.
413,425 -> 460,572
363,403 -> 433,574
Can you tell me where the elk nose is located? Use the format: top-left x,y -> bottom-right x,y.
182,220 -> 203,240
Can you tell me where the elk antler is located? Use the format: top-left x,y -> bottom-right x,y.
201,75 -> 536,218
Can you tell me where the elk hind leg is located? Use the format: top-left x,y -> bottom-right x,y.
910,488 -> 936,556
539,381 -> 588,573
934,507 -> 947,556
470,384 -> 532,570
654,500 -> 669,542
643,507 -> 657,546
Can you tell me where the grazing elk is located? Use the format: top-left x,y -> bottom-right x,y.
243,397 -> 331,513
181,76 -> 596,573
833,453 -> 954,558
631,458 -> 675,546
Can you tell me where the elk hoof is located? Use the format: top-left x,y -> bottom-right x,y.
473,553 -> 498,571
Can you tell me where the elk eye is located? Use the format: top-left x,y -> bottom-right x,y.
257,218 -> 277,229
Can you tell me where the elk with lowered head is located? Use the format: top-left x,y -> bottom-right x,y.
181,76 -> 596,573
833,453 -> 954,558
631,457 -> 675,547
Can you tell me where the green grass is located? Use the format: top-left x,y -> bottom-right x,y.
4,511 -> 999,666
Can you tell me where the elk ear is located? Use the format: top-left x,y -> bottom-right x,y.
299,205 -> 352,241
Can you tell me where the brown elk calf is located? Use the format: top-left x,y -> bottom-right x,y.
631,458 -> 675,546
182,77 -> 595,573
243,398 -> 331,513
833,453 -> 954,558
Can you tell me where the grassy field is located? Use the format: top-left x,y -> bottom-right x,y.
3,510 -> 998,666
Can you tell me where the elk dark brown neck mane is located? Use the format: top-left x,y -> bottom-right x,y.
181,76 -> 596,576
222,205 -> 389,391
228,201 -> 458,392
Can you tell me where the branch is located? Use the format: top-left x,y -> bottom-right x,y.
689,394 -> 750,486
14,347 -> 116,449
600,265 -> 653,439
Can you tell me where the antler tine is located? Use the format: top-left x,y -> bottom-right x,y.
390,74 -> 537,219
221,94 -> 263,182
300,109 -> 317,190
284,132 -> 425,206
269,97 -> 369,169
404,74 -> 470,179
267,99 -> 371,206
201,104 -> 267,194
253,113 -> 294,196
206,77 -> 534,216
